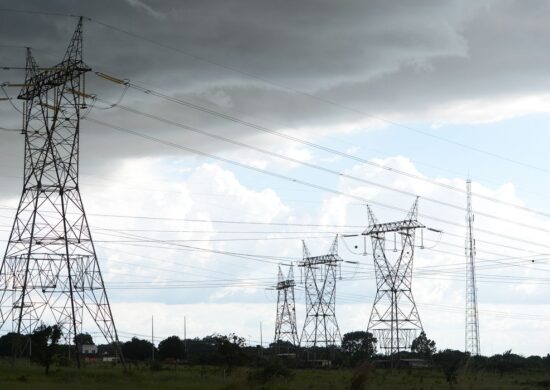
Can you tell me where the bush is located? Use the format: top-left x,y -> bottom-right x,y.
350,361 -> 375,390
149,360 -> 163,372
248,359 -> 293,384
433,349 -> 467,388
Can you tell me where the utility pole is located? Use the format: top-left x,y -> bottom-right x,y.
184,316 -> 187,357
274,264 -> 299,350
152,315 -> 155,361
0,17 -> 124,368
363,198 -> 428,366
299,236 -> 342,356
260,321 -> 263,357
465,179 -> 481,355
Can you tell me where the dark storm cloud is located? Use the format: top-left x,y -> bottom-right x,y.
1,0 -> 550,198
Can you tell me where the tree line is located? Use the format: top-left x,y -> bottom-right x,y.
1,327 -> 550,379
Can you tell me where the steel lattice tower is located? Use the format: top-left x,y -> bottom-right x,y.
465,179 -> 480,355
0,18 -> 123,367
274,265 -> 299,346
363,198 -> 424,356
299,236 -> 342,348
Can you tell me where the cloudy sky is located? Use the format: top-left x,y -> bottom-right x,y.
1,0 -> 550,356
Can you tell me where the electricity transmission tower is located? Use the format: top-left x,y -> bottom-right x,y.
299,236 -> 342,350
273,265 -> 299,347
0,18 -> 123,367
363,198 -> 425,358
465,179 -> 481,355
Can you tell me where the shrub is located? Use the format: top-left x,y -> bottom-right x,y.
248,359 -> 293,384
350,361 -> 375,390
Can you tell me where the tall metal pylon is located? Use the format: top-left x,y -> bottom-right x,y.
363,198 -> 424,357
299,236 -> 342,349
0,18 -> 124,367
465,179 -> 481,355
273,265 -> 299,346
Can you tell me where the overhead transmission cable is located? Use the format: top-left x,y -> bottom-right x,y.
84,117 -> 550,254
91,216 -> 550,275
86,97 -> 550,237
94,71 -> 550,220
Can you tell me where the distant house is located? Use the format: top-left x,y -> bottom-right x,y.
276,353 -> 297,359
374,358 -> 430,369
309,359 -> 331,367
401,358 -> 430,368
79,344 -> 98,355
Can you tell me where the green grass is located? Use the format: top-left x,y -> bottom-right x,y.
0,361 -> 549,389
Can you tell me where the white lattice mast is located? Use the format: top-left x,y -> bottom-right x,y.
363,198 -> 424,356
274,265 -> 299,346
0,18 -> 124,368
299,236 -> 342,348
465,179 -> 481,355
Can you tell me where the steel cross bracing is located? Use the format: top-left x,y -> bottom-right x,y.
0,18 -> 123,367
465,179 -> 481,355
299,236 -> 342,348
274,265 -> 299,346
363,198 -> 424,356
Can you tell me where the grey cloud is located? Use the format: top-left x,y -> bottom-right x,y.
0,0 -> 549,198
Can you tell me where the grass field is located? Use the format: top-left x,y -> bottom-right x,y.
1,361 -> 549,389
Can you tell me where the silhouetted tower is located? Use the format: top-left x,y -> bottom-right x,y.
0,18 -> 123,367
363,198 -> 424,356
274,265 -> 299,346
299,236 -> 342,348
465,179 -> 481,355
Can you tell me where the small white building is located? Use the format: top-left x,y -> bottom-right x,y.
80,344 -> 98,355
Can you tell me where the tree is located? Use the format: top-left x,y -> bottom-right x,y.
122,337 -> 156,361
158,335 -> 186,360
211,333 -> 245,372
269,339 -> 294,354
31,324 -> 63,374
411,331 -> 436,357
0,332 -> 18,357
488,349 -> 524,377
342,331 -> 377,365
433,349 -> 467,388
185,337 -> 218,365
74,333 -> 94,346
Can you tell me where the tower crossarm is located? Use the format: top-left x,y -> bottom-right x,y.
276,279 -> 296,290
18,60 -> 90,100
298,254 -> 342,267
362,219 -> 425,236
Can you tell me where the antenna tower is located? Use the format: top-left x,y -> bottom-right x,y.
299,236 -> 342,349
273,265 -> 299,347
0,18 -> 124,367
363,198 -> 424,358
465,179 -> 480,355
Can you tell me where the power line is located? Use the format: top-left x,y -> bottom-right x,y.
94,226 -> 550,282
1,199 -> 549,257
91,97 -> 550,235
84,118 -> 550,254
0,8 -> 80,18
94,72 -> 550,221
116,98 -> 550,234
